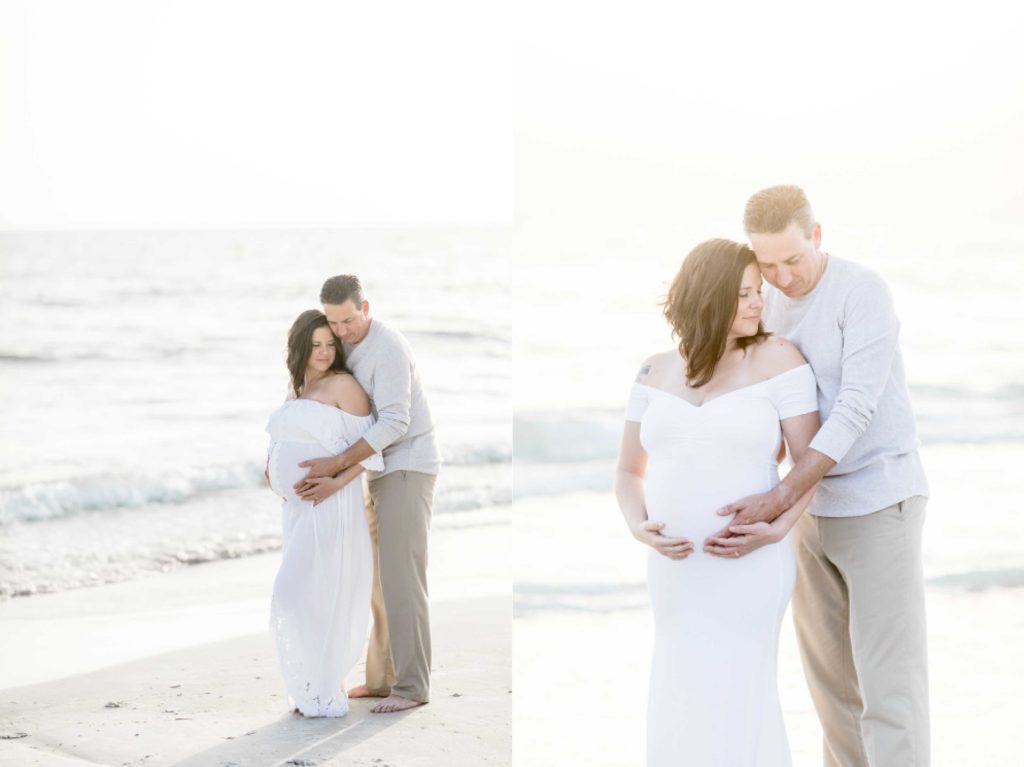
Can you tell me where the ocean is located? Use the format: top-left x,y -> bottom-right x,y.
0,228 -> 511,597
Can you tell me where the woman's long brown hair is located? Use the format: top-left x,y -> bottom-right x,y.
286,310 -> 350,397
662,239 -> 770,388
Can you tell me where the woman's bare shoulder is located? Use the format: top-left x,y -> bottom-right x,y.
324,373 -> 372,415
635,349 -> 678,386
751,336 -> 807,378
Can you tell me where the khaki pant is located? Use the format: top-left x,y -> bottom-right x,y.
362,485 -> 396,696
792,496 -> 930,767
362,470 -> 436,703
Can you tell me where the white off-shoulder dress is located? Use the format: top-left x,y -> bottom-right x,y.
266,398 -> 384,717
626,364 -> 818,767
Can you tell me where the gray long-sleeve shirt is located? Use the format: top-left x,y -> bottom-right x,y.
342,318 -> 441,478
763,255 -> 928,517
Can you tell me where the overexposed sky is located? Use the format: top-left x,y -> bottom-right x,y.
0,1 -> 512,229
511,1 -> 1024,411
4,2 -> 1021,232
515,1 -> 1024,243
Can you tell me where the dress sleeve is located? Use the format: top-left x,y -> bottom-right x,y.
624,383 -> 649,423
765,364 -> 819,419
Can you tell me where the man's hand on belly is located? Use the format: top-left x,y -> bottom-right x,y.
708,489 -> 786,539
704,522 -> 779,559
293,454 -> 344,494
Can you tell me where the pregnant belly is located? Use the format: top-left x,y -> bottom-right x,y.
268,441 -> 332,503
645,463 -> 776,541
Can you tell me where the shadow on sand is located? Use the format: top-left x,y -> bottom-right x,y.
172,703 -> 411,766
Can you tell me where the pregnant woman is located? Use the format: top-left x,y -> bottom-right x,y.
266,309 -> 383,718
616,240 -> 821,766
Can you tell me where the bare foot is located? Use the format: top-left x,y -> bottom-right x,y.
347,684 -> 388,699
370,694 -> 425,714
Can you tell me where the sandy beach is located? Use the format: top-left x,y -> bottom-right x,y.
514,477 -> 1024,766
0,508 -> 511,767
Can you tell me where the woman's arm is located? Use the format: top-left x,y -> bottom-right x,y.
615,422 -> 693,560
763,410 -> 821,537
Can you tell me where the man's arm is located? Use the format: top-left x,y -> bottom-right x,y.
713,272 -> 900,527
713,448 -> 834,529
771,449 -> 834,509
352,338 -> 412,455
332,437 -> 377,472
295,462 -> 366,504
804,271 -> 900,463
295,338 -> 412,484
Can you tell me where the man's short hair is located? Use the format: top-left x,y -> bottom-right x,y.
320,274 -> 365,306
743,185 -> 815,237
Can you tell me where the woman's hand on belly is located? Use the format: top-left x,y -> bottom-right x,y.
296,474 -> 347,506
630,520 -> 694,561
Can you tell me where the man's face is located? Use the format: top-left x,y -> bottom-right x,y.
323,299 -> 370,344
749,221 -> 825,298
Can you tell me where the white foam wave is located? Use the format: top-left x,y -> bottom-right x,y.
0,464 -> 265,525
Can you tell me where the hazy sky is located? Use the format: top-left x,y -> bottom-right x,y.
3,2 -> 1020,232
515,2 -> 1024,246
0,1 -> 511,229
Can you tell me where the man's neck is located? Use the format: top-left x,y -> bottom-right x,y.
806,251 -> 829,294
351,317 -> 374,346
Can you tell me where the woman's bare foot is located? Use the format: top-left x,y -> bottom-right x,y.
370,694 -> 425,714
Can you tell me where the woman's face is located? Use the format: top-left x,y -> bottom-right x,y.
728,263 -> 765,340
306,326 -> 337,375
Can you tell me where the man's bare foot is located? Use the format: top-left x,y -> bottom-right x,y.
370,694 -> 425,714
347,684 -> 388,699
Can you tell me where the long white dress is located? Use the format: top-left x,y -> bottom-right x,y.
626,364 -> 818,767
266,398 -> 383,718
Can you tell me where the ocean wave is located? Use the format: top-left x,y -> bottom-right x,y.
514,581 -> 648,617
0,478 -> 510,599
0,450 -> 510,525
443,443 -> 512,465
515,413 -> 621,464
910,382 -> 1024,402
405,328 -> 510,345
0,346 -> 225,364
926,568 -> 1024,592
514,459 -> 614,498
0,352 -> 55,364
436,482 -> 511,512
0,464 -> 266,526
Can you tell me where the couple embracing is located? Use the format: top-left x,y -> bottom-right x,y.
265,274 -> 440,718
617,185 -> 930,766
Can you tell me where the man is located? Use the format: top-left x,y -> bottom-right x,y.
295,274 -> 441,714
706,186 -> 930,765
